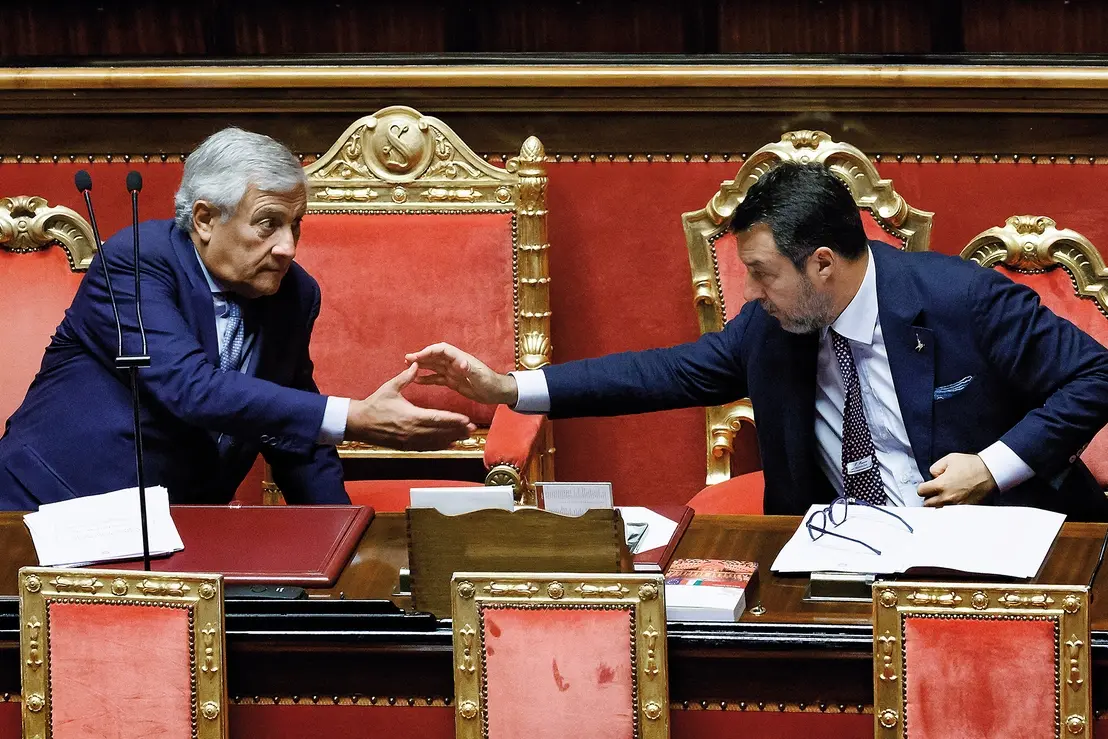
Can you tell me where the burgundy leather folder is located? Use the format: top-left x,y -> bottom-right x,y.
113,505 -> 373,586
633,505 -> 694,573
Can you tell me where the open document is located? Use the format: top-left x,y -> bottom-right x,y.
23,486 -> 184,567
771,504 -> 1065,578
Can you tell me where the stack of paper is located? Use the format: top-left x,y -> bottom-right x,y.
23,486 -> 184,567
771,504 -> 1065,578
408,486 -> 515,515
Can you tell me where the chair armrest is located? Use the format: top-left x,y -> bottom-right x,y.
687,471 -> 765,515
484,404 -> 545,472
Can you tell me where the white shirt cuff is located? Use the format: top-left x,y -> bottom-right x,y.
509,370 -> 551,413
318,396 -> 351,445
978,441 -> 1036,493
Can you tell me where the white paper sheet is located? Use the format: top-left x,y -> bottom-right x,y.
408,486 -> 515,515
616,506 -> 679,555
23,486 -> 184,567
538,482 -> 613,516
771,504 -> 1065,578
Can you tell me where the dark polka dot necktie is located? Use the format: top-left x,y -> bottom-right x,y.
830,329 -> 887,505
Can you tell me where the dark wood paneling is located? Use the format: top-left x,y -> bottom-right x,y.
963,0 -> 1108,54
718,0 -> 933,54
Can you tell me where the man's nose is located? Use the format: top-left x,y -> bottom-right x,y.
743,275 -> 763,303
272,227 -> 297,259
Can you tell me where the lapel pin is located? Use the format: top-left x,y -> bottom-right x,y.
915,334 -> 925,353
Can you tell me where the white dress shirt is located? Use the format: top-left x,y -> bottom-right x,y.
511,247 -> 1035,504
194,250 -> 348,445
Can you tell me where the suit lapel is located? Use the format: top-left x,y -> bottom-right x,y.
170,227 -> 220,366
873,245 -> 935,478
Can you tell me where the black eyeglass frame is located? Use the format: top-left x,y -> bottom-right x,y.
805,496 -> 914,556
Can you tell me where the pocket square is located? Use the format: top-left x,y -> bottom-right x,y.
934,375 -> 973,401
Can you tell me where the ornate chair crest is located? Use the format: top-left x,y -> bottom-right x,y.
962,215 -> 1108,486
267,105 -> 551,505
0,196 -> 96,424
19,567 -> 227,739
682,130 -> 934,486
451,572 -> 669,739
872,581 -> 1090,738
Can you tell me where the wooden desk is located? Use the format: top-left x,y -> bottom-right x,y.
0,513 -> 1103,739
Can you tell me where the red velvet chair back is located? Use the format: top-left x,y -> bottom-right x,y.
963,215 -> 1108,486
682,131 -> 934,486
873,581 -> 1090,739
0,196 -> 95,426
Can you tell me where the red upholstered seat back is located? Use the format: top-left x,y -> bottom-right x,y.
998,265 -> 1108,486
295,212 -> 518,426
714,209 -> 905,321
0,247 -> 84,425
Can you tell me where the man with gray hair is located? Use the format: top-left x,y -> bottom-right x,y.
0,127 -> 473,509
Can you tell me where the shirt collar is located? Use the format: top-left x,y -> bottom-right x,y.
825,246 -> 877,345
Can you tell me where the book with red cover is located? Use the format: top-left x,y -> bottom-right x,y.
113,505 -> 373,586
633,505 -> 694,572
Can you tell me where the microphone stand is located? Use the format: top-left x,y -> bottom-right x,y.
122,173 -> 151,571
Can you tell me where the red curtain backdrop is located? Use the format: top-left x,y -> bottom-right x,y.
3,159 -> 1108,506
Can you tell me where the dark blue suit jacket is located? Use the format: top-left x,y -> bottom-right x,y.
0,220 -> 348,508
544,242 -> 1108,519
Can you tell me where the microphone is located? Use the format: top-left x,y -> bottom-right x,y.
124,171 -> 149,361
74,170 -> 123,358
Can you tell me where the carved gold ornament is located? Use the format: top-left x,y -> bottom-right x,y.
574,583 -> 630,598
457,625 -> 477,675
199,583 -> 216,600
971,591 -> 989,610
878,709 -> 898,729
547,581 -> 565,599
24,575 -> 41,594
997,592 -> 1054,608
1066,635 -> 1084,689
111,578 -> 129,596
137,579 -> 191,597
484,582 -> 538,597
457,581 -> 475,600
877,632 -> 897,682
643,701 -> 663,721
25,693 -> 44,713
201,624 -> 219,675
459,700 -> 479,720
638,582 -> 659,601
1067,714 -> 1087,734
1063,594 -> 1083,614
905,591 -> 961,607
200,701 -> 220,721
25,619 -> 42,671
0,195 -> 96,270
642,625 -> 660,679
50,576 -> 103,594
878,589 -> 897,608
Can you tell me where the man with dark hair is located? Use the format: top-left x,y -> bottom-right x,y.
407,162 -> 1108,519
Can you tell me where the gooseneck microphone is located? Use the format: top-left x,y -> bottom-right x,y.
74,170 -> 123,358
125,171 -> 149,358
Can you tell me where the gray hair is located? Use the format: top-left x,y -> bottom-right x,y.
173,127 -> 308,232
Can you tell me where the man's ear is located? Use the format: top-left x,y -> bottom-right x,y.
810,246 -> 836,278
192,201 -> 218,245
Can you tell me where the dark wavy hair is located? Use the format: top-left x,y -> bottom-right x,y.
728,162 -> 867,269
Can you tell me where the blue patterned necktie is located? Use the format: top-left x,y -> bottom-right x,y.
830,329 -> 887,505
219,294 -> 246,374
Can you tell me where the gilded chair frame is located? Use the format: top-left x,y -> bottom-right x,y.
872,581 -> 1090,738
682,131 -> 934,484
0,195 -> 97,269
19,567 -> 228,739
451,572 -> 669,739
961,215 -> 1108,318
299,105 -> 553,490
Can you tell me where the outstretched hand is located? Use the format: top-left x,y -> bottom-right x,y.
404,343 -> 518,406
344,362 -> 476,451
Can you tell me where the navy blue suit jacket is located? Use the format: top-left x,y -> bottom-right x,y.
544,242 -> 1108,519
0,220 -> 348,508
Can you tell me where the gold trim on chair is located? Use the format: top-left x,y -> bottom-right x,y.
0,195 -> 96,271
452,572 -> 668,739
872,581 -> 1090,739
961,215 -> 1108,318
19,567 -> 228,739
682,131 -> 934,485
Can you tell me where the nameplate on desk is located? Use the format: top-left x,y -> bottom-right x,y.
23,486 -> 183,567
409,486 -> 515,515
537,481 -> 613,516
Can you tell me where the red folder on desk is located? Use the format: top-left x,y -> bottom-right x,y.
112,505 -> 372,586
633,505 -> 694,572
